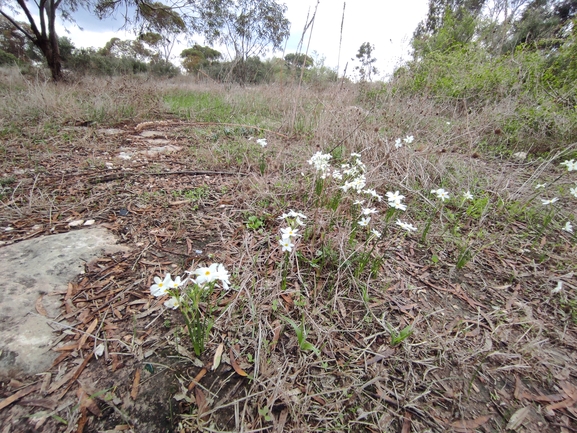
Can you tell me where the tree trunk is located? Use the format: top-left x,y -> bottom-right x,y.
35,34 -> 62,81
12,0 -> 63,81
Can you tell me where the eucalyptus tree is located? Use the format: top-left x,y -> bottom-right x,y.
196,0 -> 290,82
0,0 -> 290,81
353,42 -> 377,82
0,0 -> 187,80
180,44 -> 221,73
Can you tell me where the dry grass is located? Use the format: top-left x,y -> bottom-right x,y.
0,70 -> 576,432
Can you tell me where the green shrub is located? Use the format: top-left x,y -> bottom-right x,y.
0,49 -> 19,66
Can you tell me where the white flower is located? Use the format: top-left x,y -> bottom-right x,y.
431,188 -> 450,201
351,152 -> 362,158
403,135 -> 414,144
256,138 -> 267,147
463,191 -> 473,200
358,217 -> 371,227
343,166 -> 360,177
389,199 -> 407,211
214,264 -> 231,290
364,189 -> 382,201
353,199 -> 365,205
194,263 -> 230,289
169,275 -> 182,290
150,274 -> 173,297
279,237 -> 294,252
278,210 -> 307,221
362,207 -> 378,216
396,219 -> 417,232
541,197 -> 559,205
552,280 -> 563,294
535,183 -> 546,189
386,191 -> 405,203
394,138 -> 402,149
194,264 -> 219,285
563,221 -> 573,233
342,175 -> 366,193
353,157 -> 366,171
308,151 -> 332,177
287,210 -> 306,219
280,227 -> 299,238
332,169 -> 342,180
570,186 -> 577,198
164,296 -> 183,310
371,229 -> 381,239
560,159 -> 577,171
385,191 -> 407,210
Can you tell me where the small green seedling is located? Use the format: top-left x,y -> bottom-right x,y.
389,324 -> 413,346
246,215 -> 265,231
281,315 -> 321,355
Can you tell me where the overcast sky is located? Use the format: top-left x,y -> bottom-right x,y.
51,0 -> 429,79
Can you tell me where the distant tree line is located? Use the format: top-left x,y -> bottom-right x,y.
0,0 -> 291,82
0,15 -> 337,84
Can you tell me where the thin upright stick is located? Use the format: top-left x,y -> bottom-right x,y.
337,2 -> 346,77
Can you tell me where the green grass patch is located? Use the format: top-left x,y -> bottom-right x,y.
164,91 -> 233,122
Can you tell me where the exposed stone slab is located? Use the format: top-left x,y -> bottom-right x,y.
0,227 -> 129,379
141,143 -> 182,156
116,143 -> 182,160
139,130 -> 166,138
97,128 -> 125,136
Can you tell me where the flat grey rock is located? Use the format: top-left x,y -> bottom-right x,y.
141,143 -> 181,156
139,130 -> 166,138
0,227 -> 129,379
97,128 -> 125,136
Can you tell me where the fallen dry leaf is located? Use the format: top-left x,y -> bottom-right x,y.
401,411 -> 411,433
506,406 -> 531,431
270,320 -> 282,352
0,383 -> 41,411
35,295 -> 48,316
195,387 -> 209,419
212,343 -> 224,371
130,368 -> 141,400
229,347 -> 248,377
545,397 -> 577,412
78,318 -> 98,350
560,381 -> 577,400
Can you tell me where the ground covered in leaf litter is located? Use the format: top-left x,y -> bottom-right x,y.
0,118 -> 576,433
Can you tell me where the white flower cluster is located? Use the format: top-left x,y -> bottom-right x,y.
150,264 -> 231,309
386,191 -> 406,211
394,135 -> 414,149
430,188 -> 474,203
339,154 -> 367,193
306,150 -> 423,235
561,159 -> 577,171
431,188 -> 450,201
395,220 -> 417,232
386,192 -> 416,232
341,174 -> 367,193
308,151 -> 333,179
364,188 -> 382,202
278,210 -> 306,252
